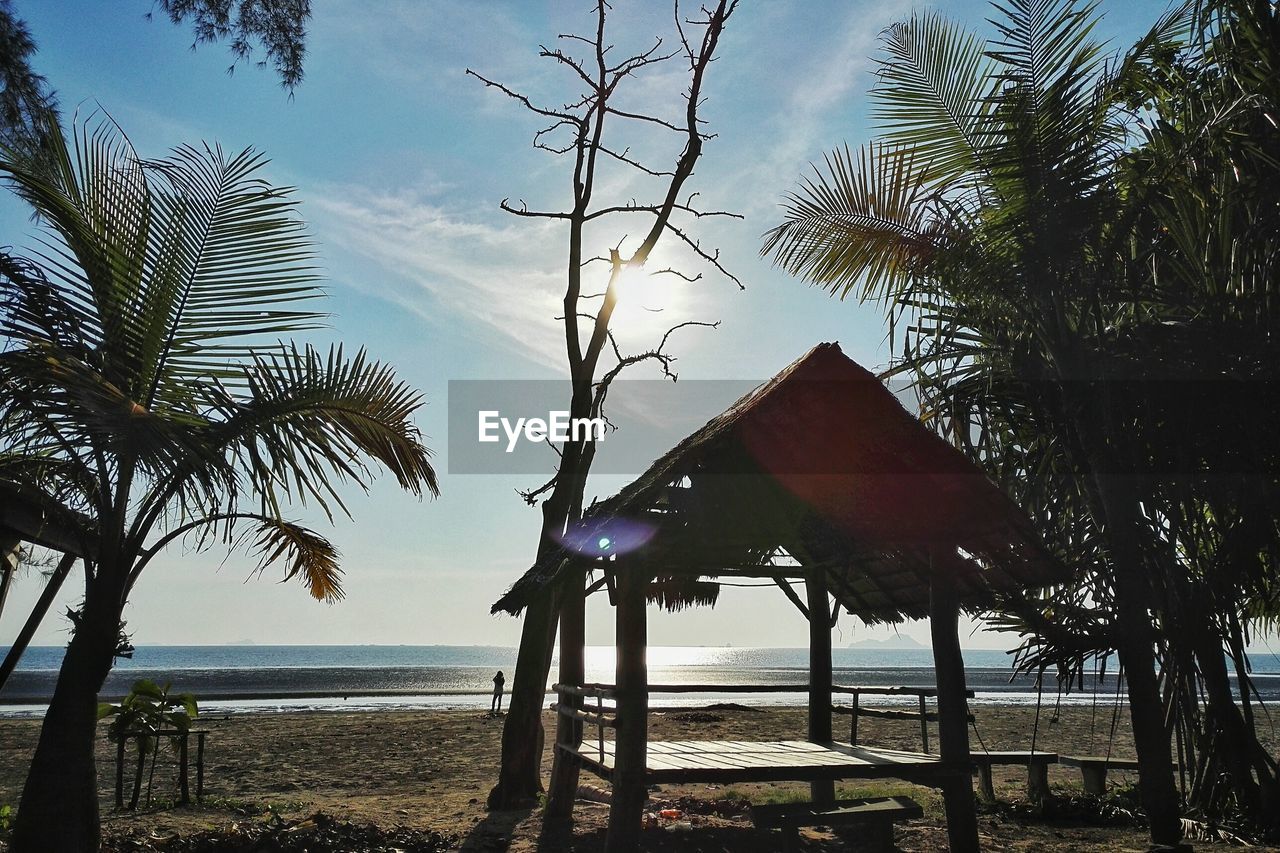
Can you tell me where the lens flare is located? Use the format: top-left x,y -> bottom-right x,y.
555,516 -> 658,558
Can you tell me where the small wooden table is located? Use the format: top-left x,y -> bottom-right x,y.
113,729 -> 209,809
1060,755 -> 1139,795
971,751 -> 1058,803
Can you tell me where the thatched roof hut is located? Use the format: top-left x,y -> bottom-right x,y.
494,341 -> 1064,622
502,342 -> 1066,853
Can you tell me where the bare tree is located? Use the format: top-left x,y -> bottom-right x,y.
469,0 -> 740,809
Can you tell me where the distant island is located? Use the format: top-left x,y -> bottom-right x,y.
847,635 -> 928,650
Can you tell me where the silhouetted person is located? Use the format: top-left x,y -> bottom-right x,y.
491,670 -> 506,714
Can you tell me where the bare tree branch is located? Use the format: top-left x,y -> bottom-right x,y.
592,319 -> 721,423
517,475 -> 558,506
466,69 -> 584,126
598,144 -> 676,177
584,201 -> 742,221
500,199 -> 573,220
664,220 -> 744,289
651,267 -> 702,283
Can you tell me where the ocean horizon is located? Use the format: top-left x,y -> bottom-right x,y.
4,644 -> 1279,718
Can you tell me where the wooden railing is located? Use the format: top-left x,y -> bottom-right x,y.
553,682 -> 975,758
553,683 -> 618,763
830,686 -> 975,754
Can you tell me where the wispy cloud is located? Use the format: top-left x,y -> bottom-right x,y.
307,185 -> 570,369
709,0 -> 898,220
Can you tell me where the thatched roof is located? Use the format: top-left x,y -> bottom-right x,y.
0,478 -> 93,558
493,343 -> 1066,622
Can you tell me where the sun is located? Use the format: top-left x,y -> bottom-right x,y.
609,264 -> 683,335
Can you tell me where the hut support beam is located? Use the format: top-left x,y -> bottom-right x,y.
546,568 -> 586,825
0,552 -> 76,692
774,577 -> 808,618
930,569 -> 979,853
807,566 -> 835,805
605,565 -> 649,853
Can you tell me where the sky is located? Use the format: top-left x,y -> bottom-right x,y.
0,0 -> 1174,651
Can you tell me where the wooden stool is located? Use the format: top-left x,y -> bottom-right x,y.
971,751 -> 1058,802
1060,755 -> 1140,795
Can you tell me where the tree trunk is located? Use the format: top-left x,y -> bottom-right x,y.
11,578 -> 121,852
1064,370 -> 1183,847
1092,478 -> 1184,847
488,589 -> 558,809
1191,614 -> 1270,818
545,569 -> 586,824
490,403 -> 593,810
930,568 -> 979,853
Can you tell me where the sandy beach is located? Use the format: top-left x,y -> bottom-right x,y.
2,702 -> 1268,851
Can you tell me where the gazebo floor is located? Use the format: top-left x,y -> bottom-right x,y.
562,739 -> 971,785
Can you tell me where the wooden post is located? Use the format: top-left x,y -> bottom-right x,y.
114,738 -> 125,810
605,564 -> 649,853
1081,764 -> 1107,796
547,568 -> 586,825
930,568 -> 979,853
850,691 -> 860,745
919,694 -> 930,754
806,567 -> 834,805
196,732 -> 206,801
130,740 -> 145,810
178,733 -> 190,805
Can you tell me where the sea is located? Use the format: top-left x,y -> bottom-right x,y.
3,645 -> 1280,718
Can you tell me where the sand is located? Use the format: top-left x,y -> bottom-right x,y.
0,703 -> 1272,851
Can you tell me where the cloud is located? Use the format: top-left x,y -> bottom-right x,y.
707,0 -> 899,220
306,184 -> 571,369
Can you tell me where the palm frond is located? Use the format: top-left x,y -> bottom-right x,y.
246,516 -> 343,603
0,113 -> 152,390
1,116 -> 324,410
762,143 -> 942,301
138,142 -> 323,411
987,0 -> 1105,100
154,343 -> 438,526
873,10 -> 1000,185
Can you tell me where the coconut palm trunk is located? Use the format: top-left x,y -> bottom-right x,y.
12,575 -> 122,851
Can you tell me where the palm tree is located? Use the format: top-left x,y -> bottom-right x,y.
763,0 -> 1197,842
0,115 -> 438,851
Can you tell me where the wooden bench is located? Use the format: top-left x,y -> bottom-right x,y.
971,751 -> 1057,803
750,796 -> 923,852
1060,755 -> 1139,795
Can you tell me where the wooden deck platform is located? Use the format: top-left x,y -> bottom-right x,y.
561,739 -> 970,785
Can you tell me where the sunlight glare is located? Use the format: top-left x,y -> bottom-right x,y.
609,264 -> 682,334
